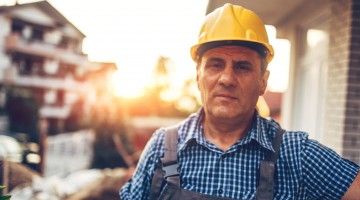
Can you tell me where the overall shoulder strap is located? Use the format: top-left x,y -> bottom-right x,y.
149,126 -> 180,200
266,128 -> 284,162
161,126 -> 180,186
149,162 -> 165,200
256,128 -> 285,200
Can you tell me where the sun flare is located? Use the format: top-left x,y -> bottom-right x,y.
109,70 -> 146,99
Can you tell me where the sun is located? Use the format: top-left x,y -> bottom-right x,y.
109,70 -> 146,99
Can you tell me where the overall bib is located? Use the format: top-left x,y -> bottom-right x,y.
149,127 -> 284,200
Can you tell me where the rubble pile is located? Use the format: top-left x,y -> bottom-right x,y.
8,163 -> 131,200
66,168 -> 132,200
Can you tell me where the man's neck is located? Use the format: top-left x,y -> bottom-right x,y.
202,112 -> 255,152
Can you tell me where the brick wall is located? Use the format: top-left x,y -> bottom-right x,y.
323,0 -> 353,154
343,0 -> 360,164
277,0 -> 359,163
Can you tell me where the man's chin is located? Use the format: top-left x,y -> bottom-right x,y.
210,107 -> 239,119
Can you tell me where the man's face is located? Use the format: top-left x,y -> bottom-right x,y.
197,45 -> 269,121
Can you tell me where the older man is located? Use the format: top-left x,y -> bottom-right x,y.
120,3 -> 360,200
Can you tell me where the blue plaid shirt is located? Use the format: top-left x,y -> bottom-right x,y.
120,110 -> 360,200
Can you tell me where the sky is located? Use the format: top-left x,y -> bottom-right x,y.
3,0 -> 290,98
50,0 -> 209,98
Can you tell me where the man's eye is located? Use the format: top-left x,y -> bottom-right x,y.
234,64 -> 251,71
212,64 -> 222,68
208,62 -> 222,68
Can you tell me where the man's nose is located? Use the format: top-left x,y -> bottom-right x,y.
218,65 -> 237,87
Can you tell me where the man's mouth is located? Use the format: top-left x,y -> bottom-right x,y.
214,93 -> 238,100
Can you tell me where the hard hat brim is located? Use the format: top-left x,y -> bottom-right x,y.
191,39 -> 274,63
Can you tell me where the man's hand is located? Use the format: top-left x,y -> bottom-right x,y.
342,172 -> 360,200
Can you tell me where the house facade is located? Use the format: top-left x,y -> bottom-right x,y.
0,1 -> 89,140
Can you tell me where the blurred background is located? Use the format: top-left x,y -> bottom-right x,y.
0,0 -> 359,199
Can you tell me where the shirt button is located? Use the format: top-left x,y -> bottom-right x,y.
218,188 -> 223,194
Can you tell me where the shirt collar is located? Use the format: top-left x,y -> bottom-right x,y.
248,113 -> 274,152
178,109 -> 206,152
178,108 -> 275,153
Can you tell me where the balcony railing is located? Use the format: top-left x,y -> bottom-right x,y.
2,66 -> 89,91
39,105 -> 71,119
5,34 -> 88,66
16,76 -> 85,90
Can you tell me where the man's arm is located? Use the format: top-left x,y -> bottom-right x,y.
342,172 -> 360,200
301,138 -> 360,199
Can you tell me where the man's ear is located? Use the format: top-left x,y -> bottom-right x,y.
196,64 -> 200,90
259,70 -> 270,95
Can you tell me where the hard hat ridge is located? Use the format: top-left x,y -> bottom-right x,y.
191,3 -> 274,63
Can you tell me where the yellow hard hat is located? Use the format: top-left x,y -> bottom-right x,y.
191,3 -> 274,63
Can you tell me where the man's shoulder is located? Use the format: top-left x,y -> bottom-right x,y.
282,130 -> 309,144
147,112 -> 200,155
261,116 -> 309,143
280,130 -> 309,161
260,117 -> 310,153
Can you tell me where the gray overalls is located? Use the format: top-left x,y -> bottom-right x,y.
149,127 -> 284,200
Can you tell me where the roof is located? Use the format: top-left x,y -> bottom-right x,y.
206,0 -> 307,26
0,0 -> 85,37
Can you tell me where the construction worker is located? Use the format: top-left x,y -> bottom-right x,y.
120,3 -> 360,200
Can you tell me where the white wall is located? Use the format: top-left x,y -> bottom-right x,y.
278,1 -> 332,145
0,15 -> 11,80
